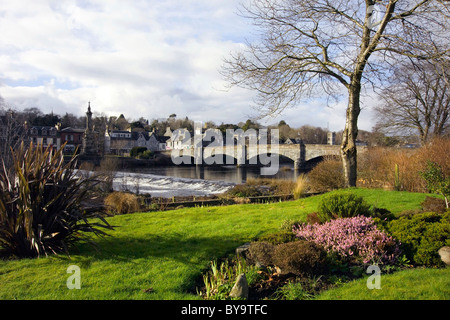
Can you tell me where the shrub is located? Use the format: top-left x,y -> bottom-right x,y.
305,212 -> 321,225
357,147 -> 423,191
104,192 -> 140,214
371,207 -> 396,221
248,241 -> 275,266
280,219 -> 302,232
0,142 -> 113,258
317,191 -> 372,223
386,212 -> 450,266
421,196 -> 447,214
420,161 -> 449,208
245,178 -> 295,196
138,150 -> 154,159
130,146 -> 147,158
259,231 -> 297,245
274,280 -> 313,300
307,157 -> 345,193
293,216 -> 401,265
265,179 -> 295,196
417,137 -> 450,178
273,240 -> 327,275
357,137 -> 450,192
226,184 -> 263,198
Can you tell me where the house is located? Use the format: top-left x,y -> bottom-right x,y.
60,127 -> 85,153
133,131 -> 160,151
107,130 -> 134,155
327,131 -> 336,145
26,124 -> 61,151
156,135 -> 169,151
355,140 -> 368,147
284,138 -> 303,145
165,128 -> 193,150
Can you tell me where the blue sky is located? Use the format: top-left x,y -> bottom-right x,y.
0,0 -> 376,131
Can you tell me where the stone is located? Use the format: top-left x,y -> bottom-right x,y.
229,273 -> 248,299
235,243 -> 251,259
438,246 -> 450,266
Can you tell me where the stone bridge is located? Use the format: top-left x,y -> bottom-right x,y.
167,143 -> 367,169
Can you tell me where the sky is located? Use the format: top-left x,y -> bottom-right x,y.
0,0 -> 377,132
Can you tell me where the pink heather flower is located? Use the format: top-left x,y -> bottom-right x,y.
293,216 -> 401,265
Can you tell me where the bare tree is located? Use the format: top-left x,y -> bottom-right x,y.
374,57 -> 449,144
222,0 -> 449,186
0,101 -> 28,171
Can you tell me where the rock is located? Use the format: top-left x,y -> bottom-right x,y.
229,273 -> 248,299
235,243 -> 251,259
438,246 -> 450,266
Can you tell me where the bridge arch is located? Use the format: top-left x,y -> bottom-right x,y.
166,144 -> 365,170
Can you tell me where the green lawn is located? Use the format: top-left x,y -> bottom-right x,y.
0,188 -> 446,300
317,268 -> 450,300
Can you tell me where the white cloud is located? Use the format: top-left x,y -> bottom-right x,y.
0,0 -> 376,131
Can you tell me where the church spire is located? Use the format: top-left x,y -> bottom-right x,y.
82,101 -> 97,156
86,102 -> 93,131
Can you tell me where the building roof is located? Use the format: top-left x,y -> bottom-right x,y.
111,130 -> 131,134
284,138 -> 303,144
60,127 -> 85,133
28,126 -> 58,136
156,135 -> 170,143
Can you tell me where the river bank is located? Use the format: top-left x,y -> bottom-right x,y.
139,193 -> 299,212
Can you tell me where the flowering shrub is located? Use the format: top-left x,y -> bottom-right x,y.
293,216 -> 401,265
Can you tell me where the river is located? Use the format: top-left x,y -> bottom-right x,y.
113,164 -> 306,198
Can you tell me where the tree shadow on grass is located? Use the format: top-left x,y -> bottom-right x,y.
81,233 -> 248,261
70,233 -> 251,289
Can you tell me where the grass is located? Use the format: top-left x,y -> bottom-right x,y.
0,188 -> 446,300
316,268 -> 450,300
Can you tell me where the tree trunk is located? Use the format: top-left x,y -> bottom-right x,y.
341,84 -> 361,187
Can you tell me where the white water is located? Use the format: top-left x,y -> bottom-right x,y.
112,171 -> 235,198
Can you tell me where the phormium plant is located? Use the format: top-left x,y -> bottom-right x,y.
0,142 -> 114,258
